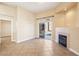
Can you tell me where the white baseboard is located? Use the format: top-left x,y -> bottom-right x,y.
68,48 -> 79,55
16,37 -> 36,43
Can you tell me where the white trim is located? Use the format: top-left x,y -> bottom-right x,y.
16,37 -> 35,43
68,48 -> 79,55
16,39 -> 30,43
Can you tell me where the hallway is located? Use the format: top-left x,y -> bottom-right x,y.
0,37 -> 76,56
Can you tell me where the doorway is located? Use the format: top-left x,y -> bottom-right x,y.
38,17 -> 53,40
39,23 -> 45,38
0,20 -> 12,46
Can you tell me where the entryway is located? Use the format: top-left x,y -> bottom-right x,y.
0,20 -> 12,47
38,16 -> 53,40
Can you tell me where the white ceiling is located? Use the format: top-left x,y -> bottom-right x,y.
3,2 -> 61,13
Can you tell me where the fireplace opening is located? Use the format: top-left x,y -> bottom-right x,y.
59,34 -> 67,47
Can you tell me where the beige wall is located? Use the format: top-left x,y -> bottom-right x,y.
54,12 -> 65,27
16,7 -> 36,43
54,4 -> 79,55
53,5 -> 79,54
69,3 -> 79,54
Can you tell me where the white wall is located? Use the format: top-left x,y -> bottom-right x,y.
16,7 -> 36,43
0,4 -> 17,17
0,4 -> 36,43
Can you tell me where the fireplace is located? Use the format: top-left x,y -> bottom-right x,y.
59,34 -> 67,47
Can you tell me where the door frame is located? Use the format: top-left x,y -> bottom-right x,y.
37,17 -> 54,40
0,14 -> 14,42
